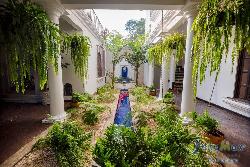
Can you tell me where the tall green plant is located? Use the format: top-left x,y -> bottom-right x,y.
192,0 -> 250,94
62,33 -> 90,80
148,33 -> 185,65
105,31 -> 124,87
125,34 -> 147,85
0,0 -> 60,93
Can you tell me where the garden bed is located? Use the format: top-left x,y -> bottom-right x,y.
14,85 -> 119,167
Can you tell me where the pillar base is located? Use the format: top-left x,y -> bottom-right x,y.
181,116 -> 193,126
42,112 -> 69,124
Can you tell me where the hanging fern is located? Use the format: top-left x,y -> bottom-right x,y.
147,33 -> 185,65
62,33 -> 91,80
0,0 -> 60,93
192,0 -> 250,94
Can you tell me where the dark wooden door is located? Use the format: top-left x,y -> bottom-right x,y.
235,50 -> 250,100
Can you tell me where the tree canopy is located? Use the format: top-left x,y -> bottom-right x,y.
125,18 -> 145,38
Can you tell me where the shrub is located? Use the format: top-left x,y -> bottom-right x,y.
47,121 -> 91,167
194,110 -> 219,133
94,108 -> 209,167
97,83 -> 113,95
131,86 -> 154,104
163,92 -> 174,104
82,103 -> 105,125
72,92 -> 93,103
93,125 -> 155,167
96,84 -> 116,103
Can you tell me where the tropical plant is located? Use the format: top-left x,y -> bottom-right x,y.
82,103 -> 105,125
62,33 -> 91,80
125,34 -> 147,85
148,85 -> 156,91
36,121 -> 91,167
105,31 -> 125,87
96,84 -> 116,103
192,0 -> 250,94
125,18 -> 145,39
193,110 -> 219,134
0,0 -> 60,93
163,91 -> 174,104
148,33 -> 185,65
130,86 -> 154,104
72,92 -> 93,103
94,105 -> 209,167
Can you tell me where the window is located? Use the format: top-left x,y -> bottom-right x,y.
64,83 -> 73,96
97,45 -> 105,78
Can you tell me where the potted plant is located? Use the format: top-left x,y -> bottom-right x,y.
191,110 -> 224,145
163,92 -> 174,104
148,85 -> 156,96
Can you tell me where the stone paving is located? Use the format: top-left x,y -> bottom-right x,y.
175,93 -> 250,167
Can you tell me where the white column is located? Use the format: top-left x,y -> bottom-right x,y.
180,14 -> 195,116
148,62 -> 154,87
169,54 -> 176,89
159,56 -> 168,99
42,5 -> 67,123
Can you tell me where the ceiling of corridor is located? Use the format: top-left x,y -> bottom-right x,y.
60,0 -> 195,10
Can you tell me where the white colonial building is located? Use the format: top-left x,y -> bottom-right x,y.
144,9 -> 250,118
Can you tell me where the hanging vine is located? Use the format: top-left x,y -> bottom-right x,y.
0,0 -> 60,93
147,33 -> 185,65
192,0 -> 250,94
62,33 -> 91,80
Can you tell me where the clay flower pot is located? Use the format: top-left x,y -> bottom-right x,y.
149,90 -> 156,96
202,130 -> 225,145
71,102 -> 80,108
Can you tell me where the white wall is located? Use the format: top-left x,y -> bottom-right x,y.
61,12 -> 106,95
144,62 -> 149,86
115,58 -> 135,80
196,42 -> 239,111
105,50 -> 114,83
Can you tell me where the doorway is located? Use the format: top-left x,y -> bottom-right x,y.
234,49 -> 250,102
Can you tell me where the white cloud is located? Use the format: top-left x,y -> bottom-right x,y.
94,10 -> 146,37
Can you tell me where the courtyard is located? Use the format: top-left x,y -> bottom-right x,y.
0,0 -> 250,166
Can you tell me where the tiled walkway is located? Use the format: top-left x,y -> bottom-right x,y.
175,93 -> 250,167
0,102 -> 50,164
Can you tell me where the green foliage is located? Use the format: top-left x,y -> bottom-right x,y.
163,92 -> 174,104
46,121 -> 91,167
106,31 -> 124,63
62,33 -> 90,80
148,33 -> 185,65
194,110 -> 219,133
94,105 -> 209,167
148,85 -> 156,91
82,103 -> 105,125
105,31 -> 124,87
72,92 -> 93,103
93,126 -> 156,167
136,112 -> 148,128
0,0 -> 60,93
125,18 -> 145,38
125,34 -> 147,85
96,84 -> 116,103
192,0 -> 250,95
131,86 -> 154,104
65,108 -> 78,114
